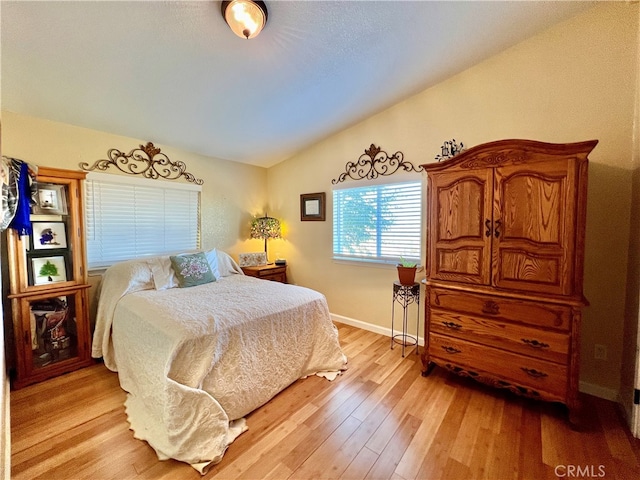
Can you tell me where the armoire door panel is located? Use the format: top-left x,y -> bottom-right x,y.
435,246 -> 485,282
493,161 -> 576,295
500,173 -> 563,244
497,249 -> 562,288
428,170 -> 493,285
435,176 -> 486,241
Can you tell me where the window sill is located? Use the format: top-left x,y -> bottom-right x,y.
332,257 -> 399,270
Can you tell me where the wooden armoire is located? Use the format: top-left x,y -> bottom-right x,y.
421,139 -> 597,415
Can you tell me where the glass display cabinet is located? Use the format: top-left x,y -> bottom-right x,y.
6,166 -> 92,389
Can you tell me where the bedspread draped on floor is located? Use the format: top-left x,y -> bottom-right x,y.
92,258 -> 347,473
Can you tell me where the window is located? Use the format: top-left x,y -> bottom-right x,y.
85,172 -> 201,269
333,180 -> 422,264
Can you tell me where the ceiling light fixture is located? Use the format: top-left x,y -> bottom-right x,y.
221,0 -> 268,40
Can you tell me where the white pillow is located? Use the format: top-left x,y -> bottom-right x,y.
151,249 -> 222,290
150,256 -> 178,291
204,249 -> 221,279
215,250 -> 244,277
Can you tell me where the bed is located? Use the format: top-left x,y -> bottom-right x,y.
91,249 -> 347,473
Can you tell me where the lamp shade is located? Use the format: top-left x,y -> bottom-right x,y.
221,0 -> 268,40
250,215 -> 281,241
250,215 -> 281,261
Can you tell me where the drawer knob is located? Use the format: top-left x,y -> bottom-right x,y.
482,300 -> 500,315
442,321 -> 462,330
521,368 -> 548,379
441,345 -> 462,354
521,338 -> 550,349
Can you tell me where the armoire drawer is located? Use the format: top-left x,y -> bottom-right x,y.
429,287 -> 571,331
430,309 -> 569,364
429,333 -> 568,399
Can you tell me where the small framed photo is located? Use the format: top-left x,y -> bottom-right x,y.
300,192 -> 326,221
238,252 -> 267,267
32,184 -> 68,215
31,255 -> 68,285
31,222 -> 67,250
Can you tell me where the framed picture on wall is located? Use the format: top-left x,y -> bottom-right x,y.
300,192 -> 326,221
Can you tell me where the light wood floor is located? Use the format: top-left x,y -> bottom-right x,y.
10,323 -> 640,480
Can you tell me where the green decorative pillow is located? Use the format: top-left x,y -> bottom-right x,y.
169,252 -> 215,288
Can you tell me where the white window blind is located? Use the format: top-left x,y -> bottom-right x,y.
333,180 -> 422,264
85,173 -> 201,269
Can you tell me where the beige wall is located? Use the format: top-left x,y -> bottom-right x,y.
268,2 -> 640,395
1,111 -> 269,254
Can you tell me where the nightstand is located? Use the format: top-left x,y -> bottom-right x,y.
241,264 -> 287,283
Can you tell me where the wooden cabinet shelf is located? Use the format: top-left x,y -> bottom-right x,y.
5,167 -> 92,389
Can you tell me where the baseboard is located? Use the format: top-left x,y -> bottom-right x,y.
331,312 -> 424,346
332,312 -> 620,402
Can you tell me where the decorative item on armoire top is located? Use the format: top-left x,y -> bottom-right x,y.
79,142 -> 204,185
332,143 -> 423,185
435,139 -> 465,162
300,192 -> 326,221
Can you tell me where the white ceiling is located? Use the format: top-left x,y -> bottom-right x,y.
1,1 -> 596,168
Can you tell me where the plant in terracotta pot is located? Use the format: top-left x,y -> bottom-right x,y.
397,257 -> 418,285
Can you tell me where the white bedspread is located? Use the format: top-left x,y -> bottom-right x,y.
92,258 -> 346,473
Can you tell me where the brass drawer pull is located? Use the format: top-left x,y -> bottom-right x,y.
482,300 -> 500,315
521,368 -> 548,379
441,346 -> 462,354
442,321 -> 462,330
521,338 -> 550,349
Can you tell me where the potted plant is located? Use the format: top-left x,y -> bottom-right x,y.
397,257 -> 418,285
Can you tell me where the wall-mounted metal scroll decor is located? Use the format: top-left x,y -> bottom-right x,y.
331,144 -> 423,185
79,142 -> 204,185
435,139 -> 465,162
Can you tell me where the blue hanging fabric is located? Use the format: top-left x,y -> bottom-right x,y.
8,160 -> 34,236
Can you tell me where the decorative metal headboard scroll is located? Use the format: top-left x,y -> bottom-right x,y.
79,142 -> 204,185
331,144 -> 423,185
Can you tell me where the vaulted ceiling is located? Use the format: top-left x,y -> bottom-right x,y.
1,1 -> 595,167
